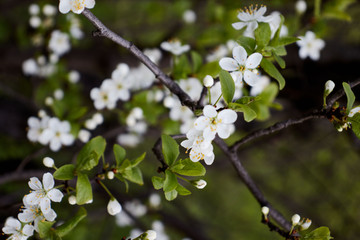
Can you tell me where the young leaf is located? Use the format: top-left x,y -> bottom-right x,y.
76,172 -> 93,205
191,51 -> 203,73
343,82 -> 355,114
237,36 -> 256,55
161,134 -> 179,166
76,136 -> 106,171
260,58 -> 285,90
176,184 -> 191,196
152,176 -> 164,190
113,144 -> 126,166
254,22 -> 271,51
163,169 -> 178,192
219,69 -> 235,104
304,226 -> 333,240
132,152 -> 146,167
171,158 -> 206,176
56,207 -> 87,237
53,164 -> 75,180
38,221 -> 55,238
273,52 -> 286,69
165,189 -> 178,201
123,167 -> 143,185
228,103 -> 257,122
276,36 -> 300,47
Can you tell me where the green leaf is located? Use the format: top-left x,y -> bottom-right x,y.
273,46 -> 287,56
323,0 -> 355,21
53,164 -> 75,180
219,70 -> 235,104
304,226 -> 333,240
191,51 -> 203,73
348,113 -> 360,139
273,52 -> 286,69
171,158 -> 206,176
56,207 -> 87,237
163,169 -> 178,192
123,167 -> 143,185
235,96 -> 259,105
173,54 -> 191,79
197,61 -> 221,80
113,144 -> 126,166
67,107 -> 88,121
276,36 -> 300,46
76,136 -> 106,171
161,134 -> 179,166
38,221 -> 55,238
176,184 -> 191,196
132,152 -> 146,167
260,58 -> 285,90
76,172 -> 93,205
343,82 -> 355,114
165,189 -> 178,201
237,36 -> 256,54
228,103 -> 257,122
118,159 -> 132,172
152,176 -> 164,190
254,22 -> 271,51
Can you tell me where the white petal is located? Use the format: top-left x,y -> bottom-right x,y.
29,177 -> 42,190
59,0 -> 71,14
40,198 -> 51,214
180,139 -> 193,149
218,109 -> 238,124
18,211 -> 36,223
244,70 -> 260,86
47,189 -> 64,202
84,0 -> 95,8
38,129 -> 54,145
44,209 -> 57,221
232,22 -> 247,30
4,217 -> 21,232
233,46 -> 247,66
203,105 -> 217,118
24,193 -> 41,206
219,58 -> 239,71
43,173 -> 54,191
50,138 -> 62,151
204,154 -> 214,165
107,199 -> 122,215
28,117 -> 40,128
22,224 -> 35,237
194,116 -> 210,130
203,127 -> 216,141
246,21 -> 258,32
217,124 -> 231,139
245,53 -> 262,69
60,133 -> 75,145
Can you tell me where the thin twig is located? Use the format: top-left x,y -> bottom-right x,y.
326,78 -> 360,109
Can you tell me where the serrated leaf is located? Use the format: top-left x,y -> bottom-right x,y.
191,51 -> 203,73
254,22 -> 271,51
53,164 -> 75,180
165,189 -> 178,201
132,152 -> 146,167
343,82 -> 355,114
161,134 -> 179,166
76,172 -> 93,205
171,158 -> 206,176
38,221 -> 55,238
56,207 -> 87,237
123,167 -> 143,185
113,144 -> 126,166
152,176 -> 164,190
76,136 -> 106,171
176,184 -> 191,196
219,70 -> 235,104
163,169 -> 178,192
260,58 -> 285,90
304,226 -> 333,240
273,52 -> 286,69
237,36 -> 256,54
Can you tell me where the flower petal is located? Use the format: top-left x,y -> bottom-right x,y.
203,126 -> 216,141
232,22 -> 247,30
219,57 -> 239,71
245,53 -> 262,69
44,209 -> 57,222
40,198 -> 51,214
203,105 -> 217,118
24,192 -> 41,206
47,189 -> 64,202
233,46 -> 247,66
244,70 -> 260,86
204,154 -> 214,165
29,177 -> 42,190
22,224 -> 35,237
217,124 -> 232,139
59,0 -> 71,14
85,0 -> 95,9
194,116 -> 209,131
43,173 -> 54,191
218,109 -> 238,124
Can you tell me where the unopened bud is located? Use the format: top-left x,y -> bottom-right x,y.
145,230 -> 157,240
43,157 -> 55,168
291,214 -> 301,226
45,97 -> 54,106
300,219 -> 312,231
107,198 -> 122,215
203,75 -> 214,88
107,171 -> 115,180
193,179 -> 207,189
295,0 -> 307,14
261,206 -> 269,216
68,195 -> 77,205
324,80 -> 335,97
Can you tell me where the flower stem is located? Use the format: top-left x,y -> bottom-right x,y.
208,88 -> 212,105
213,93 -> 223,107
97,180 -> 114,199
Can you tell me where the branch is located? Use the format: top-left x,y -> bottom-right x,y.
81,9 -> 197,111
326,78 -> 360,109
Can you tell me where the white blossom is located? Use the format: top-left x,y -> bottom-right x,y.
145,230 -> 157,240
250,75 -> 270,96
107,171 -> 115,180
183,9 -> 196,23
297,31 -> 325,61
117,133 -> 141,147
29,4 -> 40,15
291,214 -> 301,225
203,75 -> 214,87
68,70 -> 80,83
43,4 -> 57,16
54,89 -> 64,100
348,106 -> 360,117
27,116 -> 50,142
68,195 -> 77,205
90,80 -> 118,110
324,80 -> 335,96
179,78 -> 202,101
300,219 -> 312,230
59,0 -> 95,14
48,30 -> 71,56
295,0 -> 307,14
29,16 -> 41,28
160,39 -> 190,56
107,198 -> 122,216
43,157 -> 55,168
24,173 -> 63,215
22,58 -> 39,76
232,5 -> 273,33
219,46 -> 262,86
193,179 -> 207,189
149,193 -> 161,208
2,217 -> 34,240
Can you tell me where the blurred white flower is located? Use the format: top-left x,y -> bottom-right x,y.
232,5 -> 273,32
48,30 -> 71,56
29,4 -> 40,15
78,129 -> 91,143
160,39 -> 190,55
193,179 -> 207,189
295,0 -> 307,14
29,16 -> 41,28
183,9 -> 196,23
203,75 -> 214,87
22,58 -> 39,76
43,4 -> 57,16
297,31 -> 325,61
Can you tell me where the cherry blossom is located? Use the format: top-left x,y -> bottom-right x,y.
219,46 -> 262,86
2,217 -> 34,240
48,30 -> 71,56
59,0 -> 95,14
297,31 -> 325,61
160,39 -> 190,55
232,5 -> 273,33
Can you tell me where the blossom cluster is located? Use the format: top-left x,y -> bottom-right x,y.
2,173 -> 63,239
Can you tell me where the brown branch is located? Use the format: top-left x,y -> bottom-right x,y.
81,9 -> 196,111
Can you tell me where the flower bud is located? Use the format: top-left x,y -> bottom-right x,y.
68,70 -> 80,83
107,198 -> 122,215
324,80 -> 335,96
291,214 -> 301,226
68,195 -> 77,205
145,230 -> 157,240
107,171 -> 115,180
45,97 -> 54,106
78,129 -> 91,143
43,157 -> 55,168
54,89 -> 64,100
193,179 -> 207,189
29,4 -> 40,15
300,219 -> 312,231
183,9 -> 196,24
261,206 -> 269,216
85,119 -> 97,130
43,4 -> 57,17
203,75 -> 214,87
92,113 -> 104,125
295,0 -> 307,14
